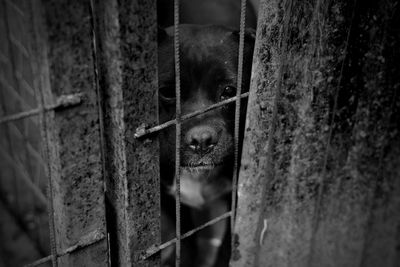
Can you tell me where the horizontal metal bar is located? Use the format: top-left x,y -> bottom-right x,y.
59,229 -> 105,256
0,108 -> 43,123
24,255 -> 53,267
135,92 -> 249,138
143,211 -> 232,259
24,229 -> 106,267
0,93 -> 84,124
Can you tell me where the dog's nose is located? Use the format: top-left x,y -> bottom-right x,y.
185,126 -> 218,153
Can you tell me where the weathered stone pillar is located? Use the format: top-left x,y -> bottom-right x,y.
92,0 -> 161,266
32,0 -> 109,265
233,0 -> 400,266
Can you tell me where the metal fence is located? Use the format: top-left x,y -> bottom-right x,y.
132,0 -> 249,265
2,0 -> 399,267
1,0 -> 248,265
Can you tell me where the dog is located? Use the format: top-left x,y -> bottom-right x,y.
157,1 -> 257,266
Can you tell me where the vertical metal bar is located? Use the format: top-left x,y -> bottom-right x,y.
173,0 -> 182,265
231,0 -> 247,257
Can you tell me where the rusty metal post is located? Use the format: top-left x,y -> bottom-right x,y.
29,0 -> 109,266
92,0 -> 161,266
233,0 -> 400,266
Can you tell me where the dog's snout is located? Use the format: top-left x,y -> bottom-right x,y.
185,125 -> 218,153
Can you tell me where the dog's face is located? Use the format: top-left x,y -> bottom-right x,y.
158,25 -> 254,206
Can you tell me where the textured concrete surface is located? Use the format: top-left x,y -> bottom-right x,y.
33,0 -> 109,265
93,0 -> 161,266
233,0 -> 400,266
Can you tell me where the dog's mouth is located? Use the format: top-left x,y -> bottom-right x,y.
181,162 -> 223,171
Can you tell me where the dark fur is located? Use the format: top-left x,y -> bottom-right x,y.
158,2 -> 256,266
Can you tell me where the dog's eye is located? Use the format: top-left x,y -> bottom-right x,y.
159,86 -> 176,102
220,86 -> 237,101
